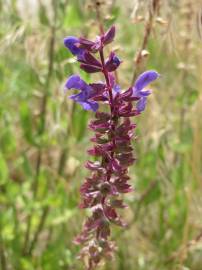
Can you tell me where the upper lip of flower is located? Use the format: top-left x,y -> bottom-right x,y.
133,70 -> 159,96
132,70 -> 159,112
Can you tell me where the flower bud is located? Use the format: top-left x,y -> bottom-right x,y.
105,52 -> 121,72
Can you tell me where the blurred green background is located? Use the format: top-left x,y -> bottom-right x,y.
0,0 -> 202,269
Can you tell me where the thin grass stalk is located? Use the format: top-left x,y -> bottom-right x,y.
22,0 -> 57,256
131,0 -> 160,84
0,222 -> 7,270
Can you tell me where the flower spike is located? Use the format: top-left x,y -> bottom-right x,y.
63,25 -> 159,269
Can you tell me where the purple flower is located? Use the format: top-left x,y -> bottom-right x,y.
133,70 -> 159,112
64,36 -> 85,58
65,75 -> 98,112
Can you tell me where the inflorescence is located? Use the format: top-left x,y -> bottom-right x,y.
64,25 -> 159,270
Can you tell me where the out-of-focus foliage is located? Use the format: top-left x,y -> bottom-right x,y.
0,0 -> 202,269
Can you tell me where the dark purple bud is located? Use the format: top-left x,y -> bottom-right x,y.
79,37 -> 95,50
103,25 -> 116,45
105,52 -> 121,72
79,52 -> 102,68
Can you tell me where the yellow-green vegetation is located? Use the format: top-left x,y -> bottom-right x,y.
0,1 -> 202,269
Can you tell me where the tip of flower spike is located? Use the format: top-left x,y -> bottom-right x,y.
80,101 -> 99,112
103,25 -> 116,45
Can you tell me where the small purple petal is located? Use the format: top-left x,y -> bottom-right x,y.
139,89 -> 152,96
113,84 -> 121,93
136,97 -> 147,112
80,101 -> 99,112
70,91 -> 88,102
71,94 -> 99,112
134,70 -> 159,92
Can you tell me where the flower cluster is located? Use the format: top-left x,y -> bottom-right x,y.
64,25 -> 159,269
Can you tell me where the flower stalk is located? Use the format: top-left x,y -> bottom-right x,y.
63,25 -> 159,269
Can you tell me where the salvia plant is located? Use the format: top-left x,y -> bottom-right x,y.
63,25 -> 159,269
